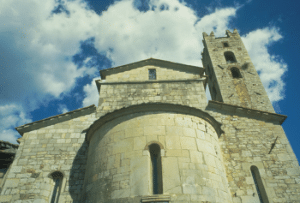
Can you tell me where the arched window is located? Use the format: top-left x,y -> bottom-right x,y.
224,51 -> 236,63
251,166 -> 269,203
49,171 -> 63,203
223,42 -> 229,47
149,143 -> 163,194
230,67 -> 242,78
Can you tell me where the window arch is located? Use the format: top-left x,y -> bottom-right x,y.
251,166 -> 269,203
49,171 -> 64,203
149,143 -> 163,194
230,67 -> 242,78
224,51 -> 236,63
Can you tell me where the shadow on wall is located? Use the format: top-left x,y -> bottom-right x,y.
68,138 -> 89,203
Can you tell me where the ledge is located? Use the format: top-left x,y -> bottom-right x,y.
15,105 -> 96,135
141,194 -> 171,202
95,78 -> 205,92
207,100 -> 287,125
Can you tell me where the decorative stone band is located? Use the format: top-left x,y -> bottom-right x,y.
141,194 -> 171,202
207,100 -> 287,125
14,105 -> 96,136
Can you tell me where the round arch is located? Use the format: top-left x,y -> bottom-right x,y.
85,103 -> 224,143
144,141 -> 164,150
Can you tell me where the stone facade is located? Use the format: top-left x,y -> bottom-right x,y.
0,30 -> 299,203
202,29 -> 275,113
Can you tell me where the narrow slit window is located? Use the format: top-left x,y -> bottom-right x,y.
251,166 -> 269,203
224,51 -> 236,63
50,171 -> 63,203
231,67 -> 242,78
149,69 -> 156,80
149,143 -> 163,194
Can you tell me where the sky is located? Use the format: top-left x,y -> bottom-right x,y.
0,0 -> 299,161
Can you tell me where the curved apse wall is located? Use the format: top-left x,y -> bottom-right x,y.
81,112 -> 232,203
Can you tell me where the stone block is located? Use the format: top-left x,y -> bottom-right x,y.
10,166 -> 22,173
112,139 -> 133,154
0,195 -> 12,202
240,195 -> 260,203
163,157 -> 181,193
180,137 -> 197,150
4,179 -> 20,187
130,156 -> 149,196
166,126 -> 183,136
203,153 -> 216,168
196,129 -> 205,139
134,136 -> 146,150
183,127 -> 196,138
287,168 -> 300,176
125,128 -> 143,138
278,154 -> 292,161
166,135 -> 181,149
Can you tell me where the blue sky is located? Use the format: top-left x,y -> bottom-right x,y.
0,0 -> 299,161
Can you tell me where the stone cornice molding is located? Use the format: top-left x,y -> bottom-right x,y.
95,78 -> 206,92
15,105 -> 96,136
207,100 -> 287,124
86,103 -> 224,143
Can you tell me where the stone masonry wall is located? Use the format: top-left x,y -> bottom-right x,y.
202,31 -> 275,113
82,112 -> 232,203
97,81 -> 207,117
206,107 -> 300,203
0,113 -> 97,203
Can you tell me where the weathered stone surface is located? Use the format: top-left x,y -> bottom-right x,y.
1,30 -> 299,203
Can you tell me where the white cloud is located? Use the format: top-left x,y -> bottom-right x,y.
58,104 -> 69,114
82,77 -> 101,107
0,104 -> 32,144
242,27 -> 287,103
195,7 -> 236,37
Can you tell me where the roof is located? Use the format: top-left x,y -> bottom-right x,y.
99,58 -> 205,79
0,140 -> 19,154
207,100 -> 287,124
15,105 -> 96,136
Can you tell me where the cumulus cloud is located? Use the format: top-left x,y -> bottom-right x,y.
82,77 -> 101,107
242,27 -> 287,103
0,104 -> 32,144
58,104 -> 69,114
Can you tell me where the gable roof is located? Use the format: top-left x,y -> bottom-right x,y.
100,58 -> 205,79
15,105 -> 96,136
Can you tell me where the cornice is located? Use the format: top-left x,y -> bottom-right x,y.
207,100 -> 287,124
100,58 -> 204,79
15,105 -> 96,136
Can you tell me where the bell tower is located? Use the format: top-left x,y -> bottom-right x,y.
202,29 -> 275,113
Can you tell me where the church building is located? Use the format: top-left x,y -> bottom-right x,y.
0,29 -> 299,203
